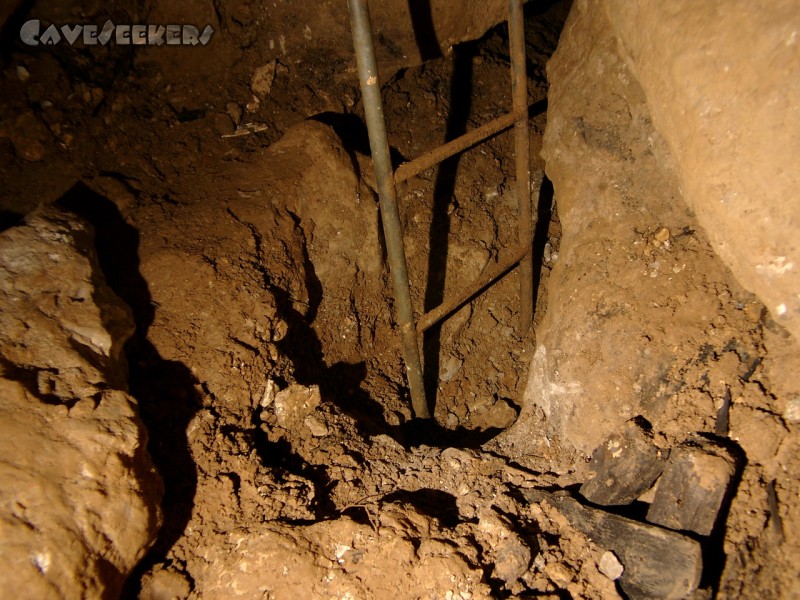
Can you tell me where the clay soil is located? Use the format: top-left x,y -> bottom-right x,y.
1,0 -> 797,598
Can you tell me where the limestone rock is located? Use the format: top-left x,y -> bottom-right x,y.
0,206 -> 162,597
476,510 -> 533,587
139,567 -> 193,600
0,205 -> 134,400
604,0 -> 800,342
272,384 -> 322,430
0,381 -> 162,599
598,551 -> 624,581
496,0 -> 787,461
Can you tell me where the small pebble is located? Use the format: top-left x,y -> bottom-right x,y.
654,227 -> 670,243
251,61 -> 277,96
598,550 -> 624,580
545,562 -> 573,586
304,414 -> 329,437
784,396 -> 800,424
446,412 -> 459,428
226,102 -> 243,125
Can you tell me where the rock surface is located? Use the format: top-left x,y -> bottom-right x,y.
495,0 -> 799,462
0,206 -> 134,398
604,0 -> 800,342
494,1 -> 800,596
0,206 -> 161,598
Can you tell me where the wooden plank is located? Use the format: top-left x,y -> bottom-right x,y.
522,489 -> 703,599
646,437 -> 737,536
580,419 -> 668,506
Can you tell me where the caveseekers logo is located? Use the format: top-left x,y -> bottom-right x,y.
20,19 -> 214,46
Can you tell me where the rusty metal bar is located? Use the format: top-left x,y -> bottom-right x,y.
394,111 -> 518,184
417,242 -> 530,334
348,0 -> 430,419
509,0 -> 533,332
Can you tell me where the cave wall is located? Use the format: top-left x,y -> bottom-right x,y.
144,0 -> 509,72
494,1 -> 800,594
1,0 -> 515,214
496,0 -> 800,458
603,0 -> 800,343
0,206 -> 162,598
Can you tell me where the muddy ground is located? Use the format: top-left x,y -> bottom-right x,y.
1,0 -> 798,598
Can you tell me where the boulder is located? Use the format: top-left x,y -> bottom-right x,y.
604,0 -> 800,342
0,206 -> 162,598
493,0 -> 798,460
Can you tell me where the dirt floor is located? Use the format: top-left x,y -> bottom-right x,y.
1,0 -> 799,598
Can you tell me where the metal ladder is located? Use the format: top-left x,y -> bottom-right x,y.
348,0 -> 533,419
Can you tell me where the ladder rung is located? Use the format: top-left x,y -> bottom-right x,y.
394,110 -> 522,184
417,242 -> 531,334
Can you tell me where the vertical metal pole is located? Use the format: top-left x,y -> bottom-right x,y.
348,0 -> 430,419
509,0 -> 533,332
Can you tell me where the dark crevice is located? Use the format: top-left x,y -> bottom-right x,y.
219,420 -> 338,521
64,336 -> 120,389
695,434 -> 747,595
55,183 -> 200,599
308,112 -> 371,178
252,425 -> 337,520
0,0 -> 36,63
0,210 -> 25,232
383,488 -> 460,528
422,41 -> 477,415
339,505 -> 376,528
308,111 -> 407,188
396,419 -> 502,449
408,0 -> 443,62
530,175 -> 554,321
285,211 -> 323,325
0,357 -> 71,406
